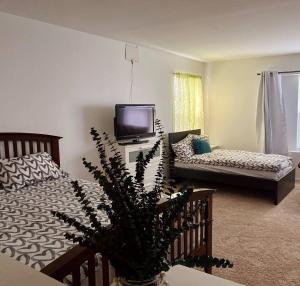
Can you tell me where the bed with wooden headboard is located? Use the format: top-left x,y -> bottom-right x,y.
169,129 -> 295,205
0,132 -> 99,286
0,132 -> 214,286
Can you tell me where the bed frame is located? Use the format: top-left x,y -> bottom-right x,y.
169,129 -> 296,205
0,132 -> 214,286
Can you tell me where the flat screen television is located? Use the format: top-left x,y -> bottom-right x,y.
114,104 -> 156,142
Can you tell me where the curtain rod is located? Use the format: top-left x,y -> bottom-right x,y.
257,70 -> 300,76
173,72 -> 202,78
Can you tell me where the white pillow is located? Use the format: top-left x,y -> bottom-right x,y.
0,152 -> 62,191
172,134 -> 209,158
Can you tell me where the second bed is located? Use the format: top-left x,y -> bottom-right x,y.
169,129 -> 295,205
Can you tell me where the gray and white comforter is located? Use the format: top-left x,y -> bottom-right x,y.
0,177 -> 109,271
177,149 -> 293,172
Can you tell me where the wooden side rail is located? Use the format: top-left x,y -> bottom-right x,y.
158,189 -> 214,273
41,189 -> 214,285
41,246 -> 96,286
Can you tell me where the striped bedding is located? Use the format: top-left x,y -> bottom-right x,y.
177,149 -> 293,172
0,177 -> 109,281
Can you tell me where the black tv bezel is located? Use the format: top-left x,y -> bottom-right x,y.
114,104 -> 156,141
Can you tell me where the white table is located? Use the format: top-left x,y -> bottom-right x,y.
0,254 -> 243,286
166,265 -> 244,286
0,253 -> 64,286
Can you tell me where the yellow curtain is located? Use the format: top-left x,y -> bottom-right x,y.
173,72 -> 204,132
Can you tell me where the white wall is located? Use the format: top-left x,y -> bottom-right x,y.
0,12 -> 205,179
206,53 -> 300,178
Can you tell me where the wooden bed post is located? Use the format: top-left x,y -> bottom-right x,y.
50,137 -> 61,167
102,256 -> 110,286
205,194 -> 213,274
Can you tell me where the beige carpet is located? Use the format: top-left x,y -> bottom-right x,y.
211,183 -> 300,286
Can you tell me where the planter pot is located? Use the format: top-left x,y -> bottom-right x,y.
119,277 -> 158,286
111,273 -> 168,286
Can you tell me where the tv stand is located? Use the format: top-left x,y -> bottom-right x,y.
119,139 -> 149,146
113,141 -> 162,191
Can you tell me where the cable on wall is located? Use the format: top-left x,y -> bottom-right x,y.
129,59 -> 134,104
125,44 -> 139,104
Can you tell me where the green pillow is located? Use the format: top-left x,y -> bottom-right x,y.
192,138 -> 212,154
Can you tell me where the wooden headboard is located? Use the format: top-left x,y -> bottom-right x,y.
0,133 -> 62,166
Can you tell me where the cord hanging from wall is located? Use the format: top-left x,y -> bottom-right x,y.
125,44 -> 139,103
129,59 -> 134,103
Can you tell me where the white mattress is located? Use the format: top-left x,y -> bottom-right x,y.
174,161 -> 294,181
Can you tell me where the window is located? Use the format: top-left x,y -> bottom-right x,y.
173,72 -> 204,132
297,79 -> 300,149
281,75 -> 300,150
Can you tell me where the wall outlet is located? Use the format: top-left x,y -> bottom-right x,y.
125,44 -> 139,63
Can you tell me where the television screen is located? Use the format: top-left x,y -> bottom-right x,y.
115,104 -> 155,140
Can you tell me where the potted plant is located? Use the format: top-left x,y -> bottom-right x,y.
52,120 -> 232,286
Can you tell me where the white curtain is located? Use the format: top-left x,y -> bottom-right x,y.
256,71 -> 288,155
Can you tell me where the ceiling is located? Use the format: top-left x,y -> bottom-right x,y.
1,0 -> 300,61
